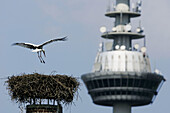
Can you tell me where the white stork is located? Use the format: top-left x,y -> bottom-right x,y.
12,36 -> 67,63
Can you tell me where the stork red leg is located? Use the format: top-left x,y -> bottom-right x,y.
40,51 -> 45,63
37,52 -> 42,63
43,51 -> 46,57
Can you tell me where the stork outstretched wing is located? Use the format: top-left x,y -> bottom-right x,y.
39,36 -> 67,48
12,43 -> 37,49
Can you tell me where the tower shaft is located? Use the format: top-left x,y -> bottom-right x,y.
113,36 -> 131,50
115,0 -> 130,26
116,0 -> 130,5
113,103 -> 131,113
115,0 -> 131,49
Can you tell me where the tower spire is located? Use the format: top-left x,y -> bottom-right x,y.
103,0 -> 144,50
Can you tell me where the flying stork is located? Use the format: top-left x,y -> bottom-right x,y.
12,36 -> 67,63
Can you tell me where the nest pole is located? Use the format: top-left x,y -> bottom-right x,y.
33,98 -> 35,105
48,99 -> 49,105
57,101 -> 63,113
26,105 -> 58,113
53,99 -> 55,105
29,98 -> 32,105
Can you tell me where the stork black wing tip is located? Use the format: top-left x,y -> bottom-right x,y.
11,43 -> 18,46
62,36 -> 68,41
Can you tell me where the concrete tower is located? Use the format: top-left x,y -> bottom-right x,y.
81,0 -> 165,113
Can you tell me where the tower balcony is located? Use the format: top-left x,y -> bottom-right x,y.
101,31 -> 145,40
81,72 -> 165,106
105,11 -> 141,18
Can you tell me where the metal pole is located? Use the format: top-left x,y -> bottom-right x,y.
113,103 -> 131,113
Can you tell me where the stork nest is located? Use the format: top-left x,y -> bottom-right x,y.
6,73 -> 80,105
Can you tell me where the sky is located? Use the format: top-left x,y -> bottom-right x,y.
0,0 -> 170,113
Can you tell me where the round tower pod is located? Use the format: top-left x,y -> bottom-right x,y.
99,42 -> 103,48
137,0 -> 142,6
116,3 -> 129,11
136,27 -> 140,33
136,27 -> 144,33
141,47 -> 147,53
115,45 -> 120,50
100,26 -> 107,33
154,69 -> 161,74
125,24 -> 132,32
112,27 -> 117,32
138,6 -> 142,13
120,45 -> 126,50
116,25 -> 124,32
134,44 -> 139,50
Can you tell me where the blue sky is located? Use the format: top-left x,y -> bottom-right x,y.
0,0 -> 169,113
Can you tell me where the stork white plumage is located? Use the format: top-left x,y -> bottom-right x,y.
12,36 -> 67,63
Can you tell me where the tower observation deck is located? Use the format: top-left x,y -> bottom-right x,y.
81,0 -> 165,113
